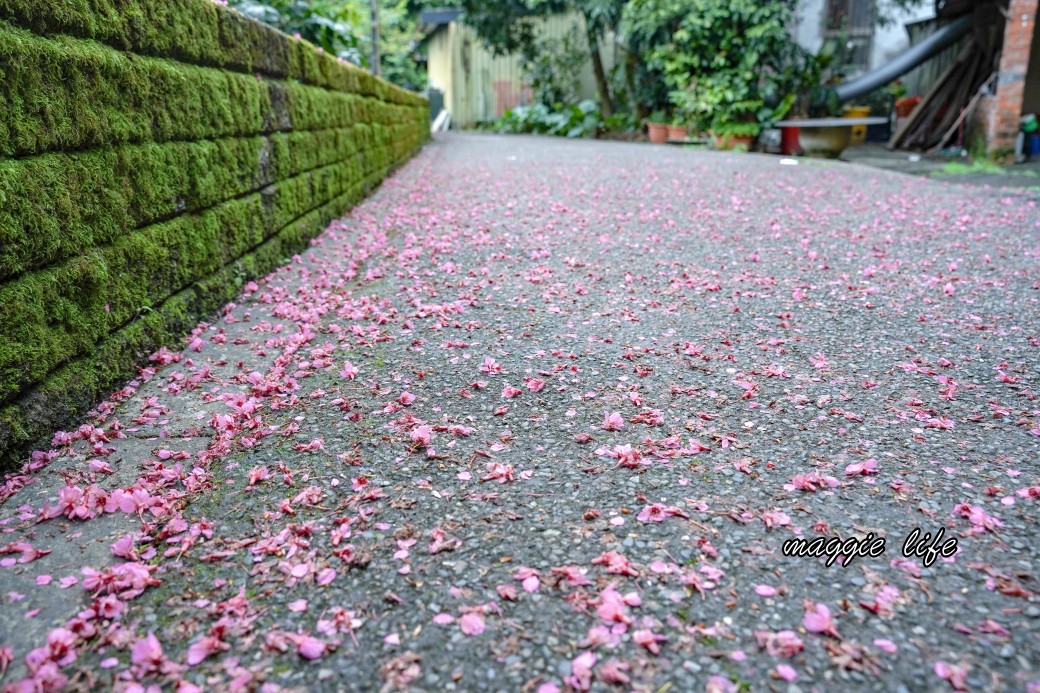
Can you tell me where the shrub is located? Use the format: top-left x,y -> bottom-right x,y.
496,100 -> 603,138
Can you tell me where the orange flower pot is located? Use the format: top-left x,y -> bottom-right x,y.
647,122 -> 669,144
714,133 -> 754,150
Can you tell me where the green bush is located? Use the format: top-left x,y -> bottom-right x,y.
497,100 -> 603,138
622,0 -> 794,135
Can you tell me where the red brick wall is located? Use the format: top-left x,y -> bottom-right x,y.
984,0 -> 1038,150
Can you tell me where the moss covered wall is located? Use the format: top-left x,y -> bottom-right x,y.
0,0 -> 428,469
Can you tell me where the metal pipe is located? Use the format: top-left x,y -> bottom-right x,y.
835,14 -> 972,101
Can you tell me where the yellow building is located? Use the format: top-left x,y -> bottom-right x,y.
420,8 -> 617,128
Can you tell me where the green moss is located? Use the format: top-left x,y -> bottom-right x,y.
0,0 -> 289,78
0,23 -> 425,158
0,0 -> 427,469
0,153 -> 420,468
0,153 -> 400,402
0,0 -> 425,105
0,127 -> 384,279
0,22 -> 264,156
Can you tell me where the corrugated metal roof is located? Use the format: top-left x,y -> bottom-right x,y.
419,8 -> 463,33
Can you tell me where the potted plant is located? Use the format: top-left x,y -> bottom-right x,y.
759,38 -> 849,156
646,110 -> 670,144
711,121 -> 760,150
706,89 -> 763,151
624,0 -> 796,152
667,116 -> 688,142
667,90 -> 706,143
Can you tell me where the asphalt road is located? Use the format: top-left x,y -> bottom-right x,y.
1,134 -> 1038,693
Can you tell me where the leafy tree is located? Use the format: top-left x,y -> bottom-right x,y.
622,0 -> 796,133
522,26 -> 588,108
232,0 -> 365,63
231,0 -> 428,91
365,0 -> 428,91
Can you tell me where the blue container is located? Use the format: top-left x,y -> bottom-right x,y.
1029,134 -> 1040,158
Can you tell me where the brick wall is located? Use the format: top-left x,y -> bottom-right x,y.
0,0 -> 428,468
982,0 -> 1038,150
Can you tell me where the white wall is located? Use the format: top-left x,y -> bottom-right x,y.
870,0 -> 936,68
793,0 -> 936,72
792,0 -> 826,56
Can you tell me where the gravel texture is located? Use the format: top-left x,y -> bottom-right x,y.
1,133 -> 1038,693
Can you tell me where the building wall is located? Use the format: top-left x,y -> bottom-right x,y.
792,0 -> 935,73
986,0 -> 1039,149
792,0 -> 827,55
870,0 -> 936,69
426,13 -> 617,128
0,0 -> 428,467
1020,6 -> 1040,115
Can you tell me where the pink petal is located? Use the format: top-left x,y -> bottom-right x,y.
186,639 -> 213,666
873,638 -> 897,654
459,612 -> 485,636
298,636 -> 325,660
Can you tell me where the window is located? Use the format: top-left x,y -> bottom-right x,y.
824,0 -> 875,73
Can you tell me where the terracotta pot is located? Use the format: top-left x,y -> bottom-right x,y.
714,133 -> 754,150
666,124 -> 688,141
647,122 -> 669,144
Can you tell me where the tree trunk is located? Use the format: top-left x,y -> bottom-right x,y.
369,0 -> 381,77
625,52 -> 647,121
584,22 -> 614,119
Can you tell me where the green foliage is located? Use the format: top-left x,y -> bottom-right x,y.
460,0 -> 568,57
375,0 -> 428,91
712,121 -> 761,138
232,0 -> 365,62
603,111 -> 639,132
935,159 -> 1017,177
521,24 -> 587,108
623,0 -> 795,135
461,0 -> 627,116
229,0 -> 427,91
496,100 -> 602,137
